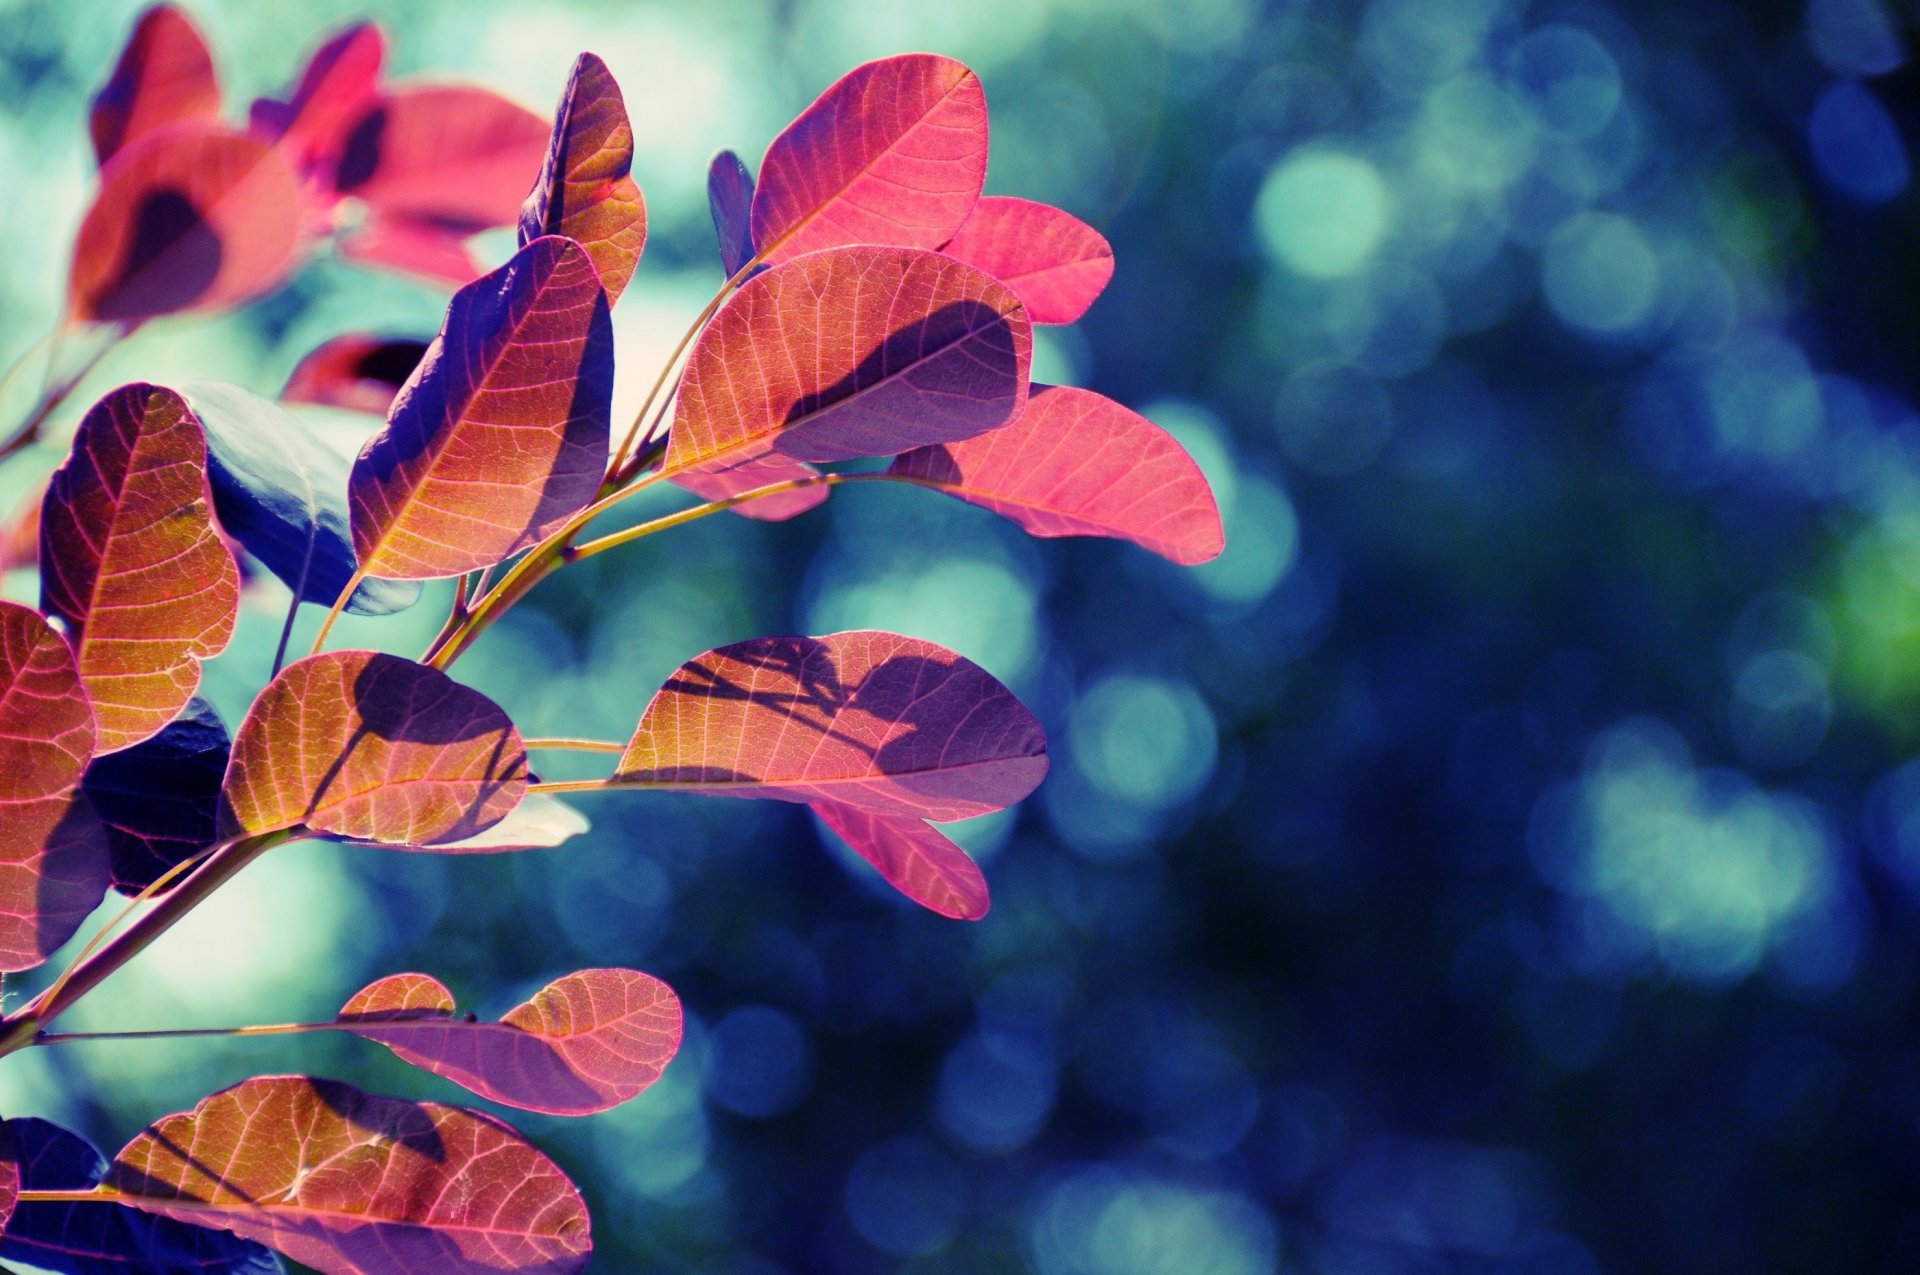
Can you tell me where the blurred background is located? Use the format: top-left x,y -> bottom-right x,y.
3,0 -> 1919,1269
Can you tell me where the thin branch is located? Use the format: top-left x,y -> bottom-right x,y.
522,737 -> 625,753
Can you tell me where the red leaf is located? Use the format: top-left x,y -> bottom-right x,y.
282,334 -> 430,415
671,454 -> 830,523
219,650 -> 529,845
337,968 -> 682,1115
250,22 -> 384,179
334,85 -> 553,232
350,236 -> 613,579
940,196 -> 1114,325
71,125 -> 303,324
337,211 -> 481,285
890,385 -> 1225,565
666,246 -> 1030,477
707,149 -> 755,277
813,803 -> 989,920
103,1075 -> 592,1273
0,602 -> 109,973
519,54 -> 647,305
751,54 -> 987,264
89,5 -> 220,167
40,384 -> 239,752
618,631 -> 1047,821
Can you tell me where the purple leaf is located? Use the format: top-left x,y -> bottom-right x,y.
89,5 -> 221,167
939,196 -> 1114,324
250,22 -> 384,179
519,53 -> 647,305
813,802 -> 989,920
81,696 -> 227,896
706,149 -> 755,277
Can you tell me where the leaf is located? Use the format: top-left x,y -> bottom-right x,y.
101,1076 -> 591,1273
282,336 -> 430,416
337,212 -> 481,285
939,196 -> 1114,325
80,696 -> 227,896
350,236 -> 614,579
219,650 -> 528,846
665,246 -> 1031,477
40,383 -> 239,752
89,5 -> 221,167
751,54 -> 987,264
813,803 -> 989,921
706,149 -> 755,277
617,631 -> 1047,822
671,454 -> 829,523
180,381 -> 420,616
890,385 -> 1225,565
331,793 -> 589,854
0,1117 -> 281,1275
71,126 -> 303,324
0,1122 -> 15,1242
0,603 -> 109,974
518,54 -> 647,305
337,968 -> 682,1115
334,86 -> 553,232
249,22 -> 384,178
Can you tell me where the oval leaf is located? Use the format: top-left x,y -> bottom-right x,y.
251,22 -> 384,177
518,53 -> 647,305
671,454 -> 830,523
813,802 -> 989,921
666,246 -> 1031,477
940,196 -> 1114,325
618,631 -> 1047,821
282,335 -> 430,416
220,650 -> 528,845
351,236 -> 614,579
0,602 -> 109,973
90,4 -> 221,167
335,85 -> 553,232
751,54 -> 987,264
103,1076 -> 591,1274
40,383 -> 240,751
338,968 -> 682,1115
71,126 -> 303,324
707,149 -> 755,277
81,696 -> 228,895
890,384 -> 1224,565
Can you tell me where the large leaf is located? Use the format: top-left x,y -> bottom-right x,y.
329,793 -> 589,854
0,1117 -> 281,1274
518,54 -> 646,305
350,236 -> 613,579
939,196 -> 1114,325
706,149 -> 755,277
182,381 -> 419,616
665,246 -> 1030,477
281,336 -> 429,416
334,86 -> 552,232
751,54 -> 987,264
40,383 -> 239,751
617,631 -> 1047,821
71,126 -> 303,324
890,385 -> 1225,565
813,803 -> 989,921
337,212 -> 481,285
101,1077 -> 591,1274
90,5 -> 221,167
80,696 -> 227,895
337,968 -> 681,1115
0,602 -> 109,973
250,22 -> 384,178
670,454 -> 829,523
220,651 -> 528,845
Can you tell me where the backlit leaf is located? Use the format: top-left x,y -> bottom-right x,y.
940,196 -> 1114,324
350,236 -> 614,579
331,793 -> 588,854
706,149 -> 755,277
890,385 -> 1225,565
81,696 -> 227,895
102,1076 -> 591,1273
519,54 -> 646,305
337,212 -> 481,285
219,650 -> 528,845
666,246 -> 1030,476
0,602 -> 109,973
618,631 -> 1047,821
282,335 -> 429,416
813,802 -> 989,920
71,126 -> 303,324
90,5 -> 220,167
250,22 -> 384,177
334,86 -> 552,232
337,968 -> 682,1115
671,454 -> 830,523
40,383 -> 239,752
751,54 -> 987,264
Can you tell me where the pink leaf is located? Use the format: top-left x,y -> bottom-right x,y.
334,85 -> 553,232
618,631 -> 1047,822
751,54 -> 987,264
337,968 -> 682,1115
337,211 -> 482,285
813,803 -> 989,920
281,334 -> 429,416
671,454 -> 830,523
250,22 -> 384,179
890,384 -> 1225,565
89,5 -> 221,167
519,53 -> 647,305
940,196 -> 1114,324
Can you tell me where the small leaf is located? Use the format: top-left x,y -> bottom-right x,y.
220,650 -> 528,845
334,86 -> 553,232
813,803 -> 989,920
40,383 -> 239,752
102,1076 -> 591,1273
181,380 -> 420,616
940,196 -> 1114,325
282,335 -> 430,416
890,385 -> 1225,564
351,236 -> 613,579
249,22 -> 384,177
666,246 -> 1030,477
331,793 -> 589,854
519,54 -> 647,305
618,631 -> 1047,822
337,211 -> 482,285
90,5 -> 221,167
671,454 -> 830,523
337,968 -> 682,1115
71,126 -> 303,324
706,149 -> 755,277
751,54 -> 987,264
81,696 -> 228,895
